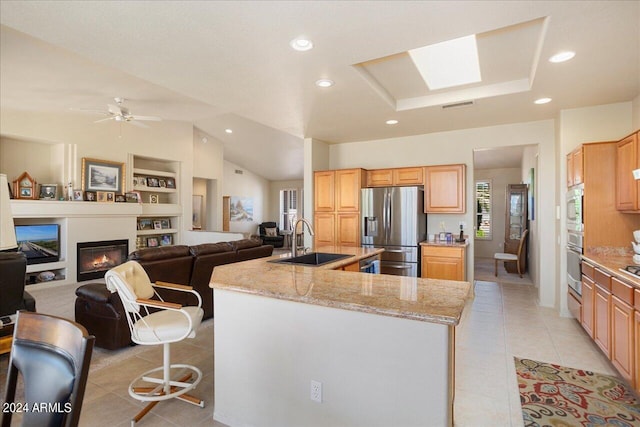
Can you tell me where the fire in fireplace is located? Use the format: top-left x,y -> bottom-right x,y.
77,240 -> 128,282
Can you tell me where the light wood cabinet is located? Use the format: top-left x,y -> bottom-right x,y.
593,269 -> 612,358
616,132 -> 639,211
366,167 -> 424,187
611,294 -> 634,383
566,147 -> 583,187
314,169 -> 364,247
581,274 -> 595,337
424,164 -> 466,213
421,245 -> 466,281
635,309 -> 640,393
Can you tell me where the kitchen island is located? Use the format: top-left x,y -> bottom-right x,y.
210,245 -> 471,427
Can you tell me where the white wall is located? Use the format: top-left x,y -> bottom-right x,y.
193,129 -> 224,230
521,145 -> 539,289
304,138 -> 331,248
557,101 -> 634,316
473,167 -> 522,258
326,120 -> 557,307
633,94 -> 640,130
222,160 -> 270,235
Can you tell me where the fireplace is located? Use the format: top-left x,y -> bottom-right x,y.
77,239 -> 128,282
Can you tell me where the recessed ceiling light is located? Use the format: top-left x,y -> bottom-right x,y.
534,97 -> 552,104
549,51 -> 575,63
225,128 -> 233,134
201,137 -> 208,143
386,119 -> 399,125
315,79 -> 334,88
290,37 -> 313,51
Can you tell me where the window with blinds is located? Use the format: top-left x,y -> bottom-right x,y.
280,189 -> 298,231
475,180 -> 492,239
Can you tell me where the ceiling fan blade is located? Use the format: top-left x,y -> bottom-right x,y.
129,115 -> 162,122
72,108 -> 110,116
94,117 -> 114,123
107,104 -> 123,115
127,119 -> 148,128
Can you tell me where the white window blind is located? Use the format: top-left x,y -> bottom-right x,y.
475,180 -> 492,239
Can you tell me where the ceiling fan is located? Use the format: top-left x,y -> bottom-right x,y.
87,97 -> 162,127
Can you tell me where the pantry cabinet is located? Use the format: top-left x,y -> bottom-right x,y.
424,164 -> 466,213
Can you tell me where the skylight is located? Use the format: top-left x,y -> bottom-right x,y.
408,35 -> 482,90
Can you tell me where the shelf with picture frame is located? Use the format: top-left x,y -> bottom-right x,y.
129,154 -> 182,249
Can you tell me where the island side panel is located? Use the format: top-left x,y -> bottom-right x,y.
214,289 -> 452,427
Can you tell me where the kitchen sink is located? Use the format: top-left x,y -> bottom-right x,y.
269,252 -> 353,267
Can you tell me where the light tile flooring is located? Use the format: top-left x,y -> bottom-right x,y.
1,272 -> 621,426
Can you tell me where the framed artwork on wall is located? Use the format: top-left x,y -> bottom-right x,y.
81,157 -> 125,193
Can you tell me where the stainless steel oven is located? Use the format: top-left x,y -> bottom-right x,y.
566,230 -> 583,296
567,184 -> 584,232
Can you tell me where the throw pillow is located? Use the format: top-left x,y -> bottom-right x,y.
265,227 -> 278,237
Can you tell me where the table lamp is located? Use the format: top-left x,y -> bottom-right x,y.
0,174 -> 17,251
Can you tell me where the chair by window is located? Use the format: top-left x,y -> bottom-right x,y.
105,261 -> 205,425
494,229 -> 529,278
2,311 -> 94,427
258,221 -> 284,248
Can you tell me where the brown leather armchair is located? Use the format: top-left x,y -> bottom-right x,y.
0,252 -> 36,317
259,222 -> 284,248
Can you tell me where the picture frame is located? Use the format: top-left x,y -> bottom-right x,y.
115,194 -> 126,202
160,219 -> 171,229
96,191 -> 115,203
165,178 -> 176,189
153,220 -> 162,230
160,234 -> 172,246
138,219 -> 152,230
438,232 -> 447,241
125,191 -> 141,203
81,157 -> 125,193
38,184 -> 57,200
146,237 -> 159,247
159,179 -> 167,188
84,191 -> 96,202
149,194 -> 159,204
147,177 -> 160,188
133,176 -> 147,187
73,189 -> 84,201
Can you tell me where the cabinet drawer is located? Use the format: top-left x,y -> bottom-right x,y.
594,268 -> 612,292
581,261 -> 594,280
422,246 -> 463,258
611,277 -> 634,306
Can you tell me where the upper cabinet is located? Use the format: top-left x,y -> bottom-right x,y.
424,164 -> 466,213
314,170 -> 335,212
365,167 -> 424,187
616,132 -> 639,212
567,146 -> 583,187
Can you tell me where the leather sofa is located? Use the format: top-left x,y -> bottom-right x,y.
74,238 -> 272,349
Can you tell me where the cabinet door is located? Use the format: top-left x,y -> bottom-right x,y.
393,167 -> 424,185
581,275 -> 595,337
566,152 -> 574,187
594,283 -> 611,357
572,148 -> 583,185
366,169 -> 393,187
314,213 -> 335,246
314,171 -> 335,212
335,169 -> 362,212
421,246 -> 464,280
616,133 -> 638,211
336,213 -> 360,247
635,309 -> 640,393
424,164 -> 466,213
611,295 -> 634,383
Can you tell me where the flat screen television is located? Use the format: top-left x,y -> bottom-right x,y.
14,224 -> 60,265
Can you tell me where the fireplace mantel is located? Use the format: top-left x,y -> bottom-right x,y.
10,200 -> 140,288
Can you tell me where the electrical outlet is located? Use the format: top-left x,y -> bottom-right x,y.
458,221 -> 466,230
310,380 -> 322,403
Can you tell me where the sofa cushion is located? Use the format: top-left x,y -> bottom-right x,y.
129,245 -> 191,261
231,238 -> 262,251
189,242 -> 234,257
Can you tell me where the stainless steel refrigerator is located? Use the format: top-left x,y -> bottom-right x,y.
361,186 -> 427,277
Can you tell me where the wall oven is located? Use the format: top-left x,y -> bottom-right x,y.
566,230 -> 583,296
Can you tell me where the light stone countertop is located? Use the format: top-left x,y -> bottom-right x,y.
210,245 -> 472,325
582,251 -> 640,289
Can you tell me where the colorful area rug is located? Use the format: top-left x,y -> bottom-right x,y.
515,357 -> 640,427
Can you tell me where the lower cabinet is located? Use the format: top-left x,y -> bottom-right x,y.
421,245 -> 466,281
611,295 -> 634,382
594,282 -> 611,357
635,309 -> 640,393
581,275 -> 595,337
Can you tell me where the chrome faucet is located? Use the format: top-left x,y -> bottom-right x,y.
292,218 -> 315,257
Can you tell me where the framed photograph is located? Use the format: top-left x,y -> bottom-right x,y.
115,194 -> 126,202
133,176 -> 147,187
147,177 -> 160,188
38,184 -> 57,200
159,179 -> 167,188
125,191 -> 141,203
138,219 -> 152,230
82,157 -> 125,193
84,191 -> 96,202
160,234 -> 172,246
160,219 -> 171,229
165,178 -> 176,189
73,189 -> 84,201
96,191 -> 114,203
153,220 -> 162,230
146,237 -> 159,247
438,232 -> 447,241
149,194 -> 159,204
